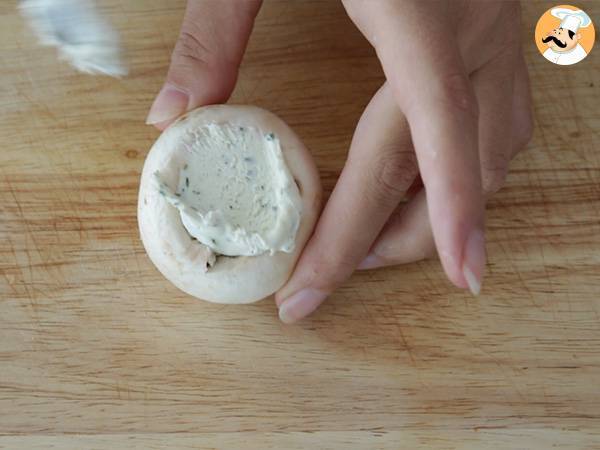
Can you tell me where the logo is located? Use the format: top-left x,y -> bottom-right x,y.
535,5 -> 595,66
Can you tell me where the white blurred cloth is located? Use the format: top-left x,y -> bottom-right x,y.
20,0 -> 127,77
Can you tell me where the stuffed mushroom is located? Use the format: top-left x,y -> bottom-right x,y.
138,105 -> 321,304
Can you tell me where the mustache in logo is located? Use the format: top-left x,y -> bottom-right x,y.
542,35 -> 567,48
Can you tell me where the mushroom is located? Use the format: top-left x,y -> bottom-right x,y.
138,105 -> 322,304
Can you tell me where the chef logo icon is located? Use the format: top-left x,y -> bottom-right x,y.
535,5 -> 595,65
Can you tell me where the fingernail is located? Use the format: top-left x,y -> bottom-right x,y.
278,288 -> 328,324
462,229 -> 486,296
146,83 -> 189,125
357,253 -> 383,270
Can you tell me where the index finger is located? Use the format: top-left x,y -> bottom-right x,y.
275,83 -> 418,322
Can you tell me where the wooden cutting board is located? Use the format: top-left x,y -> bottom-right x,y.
1,1 -> 599,448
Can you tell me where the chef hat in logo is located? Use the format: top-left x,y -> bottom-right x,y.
551,7 -> 592,33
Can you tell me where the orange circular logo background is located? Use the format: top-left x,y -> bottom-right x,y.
535,4 -> 595,63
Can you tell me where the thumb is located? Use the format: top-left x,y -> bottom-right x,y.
146,0 -> 262,129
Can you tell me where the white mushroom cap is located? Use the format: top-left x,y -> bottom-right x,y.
138,105 -> 322,304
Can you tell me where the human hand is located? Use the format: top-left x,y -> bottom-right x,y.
145,0 -> 262,129
275,1 -> 533,322
145,1 -> 533,324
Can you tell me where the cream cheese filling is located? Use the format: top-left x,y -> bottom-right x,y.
155,123 -> 302,261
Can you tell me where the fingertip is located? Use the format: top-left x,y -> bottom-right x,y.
152,118 -> 176,131
462,228 -> 486,295
436,226 -> 486,294
274,293 -> 285,308
277,288 -> 328,324
146,83 -> 189,126
357,253 -> 384,270
463,266 -> 481,296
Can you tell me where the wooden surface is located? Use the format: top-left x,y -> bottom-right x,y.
1,1 -> 599,448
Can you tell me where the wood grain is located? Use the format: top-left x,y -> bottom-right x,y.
1,1 -> 599,448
